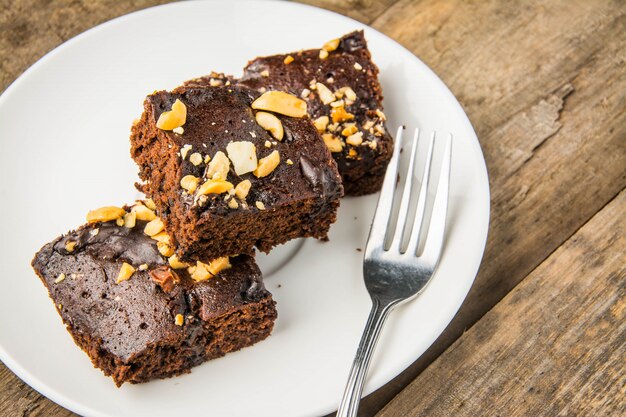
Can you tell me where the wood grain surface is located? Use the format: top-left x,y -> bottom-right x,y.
1,1 -> 624,416
377,190 -> 626,417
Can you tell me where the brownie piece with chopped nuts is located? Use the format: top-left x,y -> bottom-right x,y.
31,203 -> 276,386
235,30 -> 393,196
130,85 -> 343,261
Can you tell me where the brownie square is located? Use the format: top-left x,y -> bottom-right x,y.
237,30 -> 394,196
130,85 -> 343,261
31,203 -> 276,386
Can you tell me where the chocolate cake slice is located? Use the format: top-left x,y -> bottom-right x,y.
130,85 -> 343,261
237,31 -> 393,196
31,202 -> 276,386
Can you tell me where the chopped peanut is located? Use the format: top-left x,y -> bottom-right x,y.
205,151 -> 230,180
234,180 -> 252,199
331,106 -> 355,123
86,206 -> 126,223
322,134 -> 344,153
251,91 -> 307,118
255,111 -> 284,141
253,150 -> 280,178
131,204 -> 157,221
197,179 -> 234,195
346,131 -> 364,146
226,141 -> 258,175
156,99 -> 187,130
313,116 -> 329,133
180,175 -> 200,193
116,262 -> 136,284
144,217 -> 165,236
316,83 -> 335,105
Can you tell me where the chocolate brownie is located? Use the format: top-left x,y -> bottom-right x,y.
130,85 -> 343,261
31,203 -> 276,386
236,31 -> 393,196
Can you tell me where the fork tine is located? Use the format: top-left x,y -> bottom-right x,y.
365,126 -> 404,253
405,131 -> 436,256
389,128 -> 419,253
420,133 -> 452,265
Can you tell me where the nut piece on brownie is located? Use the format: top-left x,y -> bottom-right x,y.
236,30 -> 393,196
31,202 -> 276,386
130,85 -> 343,261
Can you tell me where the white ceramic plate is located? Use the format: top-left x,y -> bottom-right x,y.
0,1 -> 489,416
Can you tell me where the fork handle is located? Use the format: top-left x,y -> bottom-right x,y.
337,299 -> 397,417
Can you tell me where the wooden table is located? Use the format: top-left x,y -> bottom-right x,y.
1,1 -> 624,416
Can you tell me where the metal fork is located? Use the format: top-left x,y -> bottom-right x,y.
336,127 -> 452,417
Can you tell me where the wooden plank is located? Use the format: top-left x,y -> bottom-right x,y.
0,0 -> 171,93
357,1 -> 626,414
377,189 -> 626,417
294,0 -> 399,24
0,365 -> 73,417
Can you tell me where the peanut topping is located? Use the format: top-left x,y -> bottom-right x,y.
228,198 -> 239,209
313,116 -> 330,132
234,180 -> 252,199
375,109 -> 387,121
354,62 -> 363,70
255,201 -> 265,210
180,144 -> 192,160
123,211 -> 136,228
188,261 -> 210,282
138,264 -> 149,271
284,55 -> 294,64
131,204 -> 157,221
175,314 -> 184,326
319,49 -> 329,59
188,257 -> 231,282
168,254 -> 189,270
149,266 -> 180,293
116,262 -> 136,284
331,106 -> 355,123
144,217 -> 165,237
197,179 -> 234,195
255,111 -> 284,141
189,152 -> 203,166
341,124 -> 358,137
156,99 -> 187,130
226,141 -> 258,175
180,175 -> 200,193
157,241 -> 175,257
205,151 -> 230,180
151,231 -> 171,244
343,87 -> 357,101
86,206 -> 126,223
172,126 -> 184,135
346,131 -> 364,146
322,133 -> 344,153
323,38 -> 340,52
316,83 -> 335,105
251,91 -> 307,118
253,150 -> 280,178
54,273 -> 66,284
116,217 -> 124,226
65,241 -> 77,253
